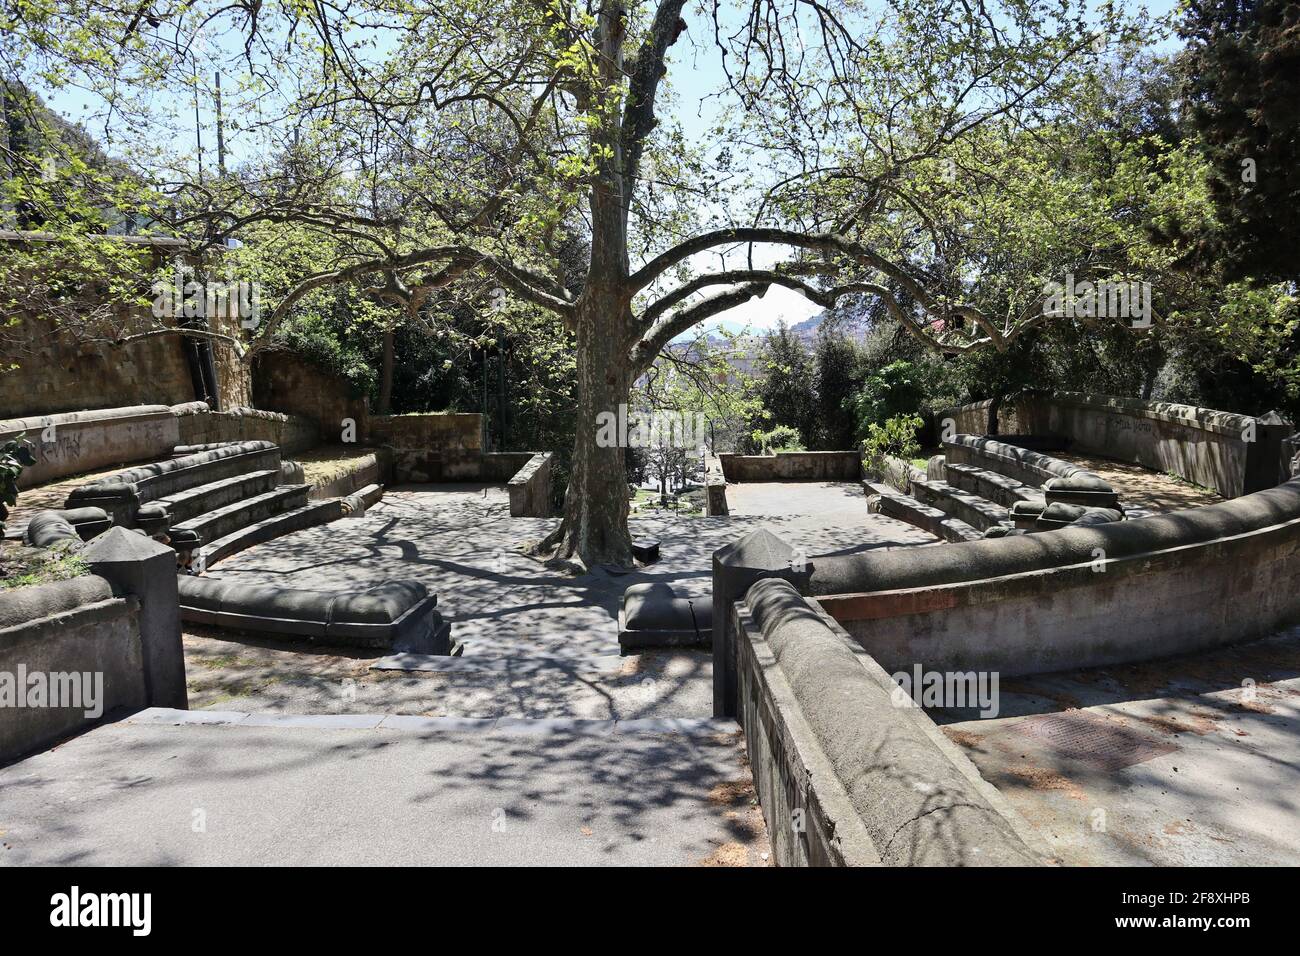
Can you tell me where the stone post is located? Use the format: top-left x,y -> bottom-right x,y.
712,528 -> 809,717
80,527 -> 188,709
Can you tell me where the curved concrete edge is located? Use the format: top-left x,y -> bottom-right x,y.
818,502 -> 1300,676
944,433 -> 1105,489
177,575 -> 451,652
739,577 -> 1047,866
0,575 -> 115,628
2,405 -> 180,489
810,477 -> 1300,596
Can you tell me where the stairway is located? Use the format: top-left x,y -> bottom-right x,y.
65,440 -> 345,569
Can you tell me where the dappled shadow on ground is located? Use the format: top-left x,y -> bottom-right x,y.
205,484 -> 933,660
933,625 -> 1300,865
0,720 -> 769,866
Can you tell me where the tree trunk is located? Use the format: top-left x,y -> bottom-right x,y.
544,289 -> 635,568
378,329 -> 395,415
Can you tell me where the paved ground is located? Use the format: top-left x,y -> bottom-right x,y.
206,483 -> 935,658
0,710 -> 768,866
936,627 -> 1300,865
1058,453 -> 1223,513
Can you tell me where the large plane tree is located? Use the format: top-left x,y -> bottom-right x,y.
3,0 -> 1161,567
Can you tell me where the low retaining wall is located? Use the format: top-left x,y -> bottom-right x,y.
173,403 -> 317,455
735,578 -> 1044,866
937,392 -> 1293,497
720,451 -> 861,482
507,453 -> 553,518
1,405 -> 180,489
369,413 -> 484,481
0,577 -> 146,764
808,478 -> 1300,676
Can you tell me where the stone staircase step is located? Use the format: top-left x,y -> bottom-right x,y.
866,482 -> 984,542
176,484 -> 311,546
156,469 -> 280,524
944,461 -> 1045,509
908,476 -> 1011,531
197,498 -> 344,568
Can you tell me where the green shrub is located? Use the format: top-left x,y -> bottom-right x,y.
1,434 -> 37,539
750,424 -> 805,454
861,414 -> 923,477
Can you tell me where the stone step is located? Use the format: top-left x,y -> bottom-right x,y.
156,469 -> 280,524
943,461 -> 1044,509
176,484 -> 311,547
908,476 -> 1011,531
197,497 -> 344,568
865,482 -> 983,542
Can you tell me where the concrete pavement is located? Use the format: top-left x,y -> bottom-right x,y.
0,709 -> 766,866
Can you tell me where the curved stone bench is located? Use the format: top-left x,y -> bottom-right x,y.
177,576 -> 451,653
807,478 -> 1300,675
65,441 -> 281,525
944,434 -> 1120,509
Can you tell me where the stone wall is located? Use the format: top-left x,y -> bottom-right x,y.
174,404 -> 318,455
0,576 -> 147,764
719,450 -> 861,482
252,350 -> 370,444
808,478 -> 1300,677
936,391 -> 1293,498
368,412 -> 485,482
0,235 -> 250,418
1,405 -> 180,489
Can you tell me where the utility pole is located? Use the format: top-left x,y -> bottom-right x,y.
214,72 -> 226,177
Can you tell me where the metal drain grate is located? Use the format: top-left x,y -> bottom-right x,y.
1011,712 -> 1177,772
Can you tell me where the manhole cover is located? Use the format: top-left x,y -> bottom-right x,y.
1011,712 -> 1177,772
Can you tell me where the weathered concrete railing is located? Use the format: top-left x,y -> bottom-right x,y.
936,391 -> 1294,497
0,577 -> 144,765
1,405 -> 180,489
506,452 -> 553,518
807,478 -> 1300,676
0,526 -> 188,763
719,450 -> 861,482
735,577 -> 1046,866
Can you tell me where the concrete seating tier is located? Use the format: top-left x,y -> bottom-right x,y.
942,461 -> 1044,509
196,498 -> 345,567
153,469 -> 281,523
177,576 -> 451,653
172,483 -> 311,546
65,441 -> 282,518
944,434 -> 1107,488
865,483 -> 983,543
907,476 -> 1011,532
